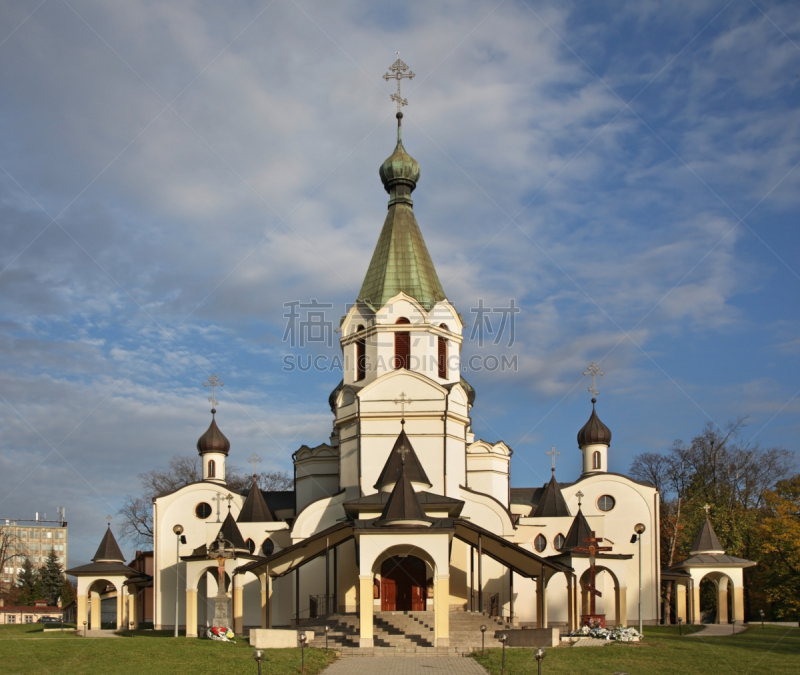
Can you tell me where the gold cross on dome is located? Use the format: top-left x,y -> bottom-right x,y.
203,374 -> 224,408
384,53 -> 415,113
703,503 -> 711,517
583,363 -> 604,398
546,446 -> 560,473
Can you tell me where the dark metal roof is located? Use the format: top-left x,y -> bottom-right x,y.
510,487 -> 539,507
237,478 -> 274,523
92,526 -> 125,563
66,561 -> 140,577
262,491 -> 295,515
560,508 -> 594,553
690,517 -> 724,554
577,399 -> 612,447
667,553 -> 756,569
217,509 -> 248,551
374,429 -> 432,490
196,410 -> 230,456
376,460 -> 429,526
531,473 -> 571,518
343,490 -> 464,518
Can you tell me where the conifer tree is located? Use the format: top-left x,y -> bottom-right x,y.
40,549 -> 64,605
16,557 -> 41,606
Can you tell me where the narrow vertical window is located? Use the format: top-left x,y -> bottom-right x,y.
592,451 -> 601,470
394,318 -> 410,370
437,323 -> 448,379
356,325 -> 366,381
208,459 -> 216,478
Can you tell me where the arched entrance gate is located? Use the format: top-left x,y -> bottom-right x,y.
380,556 -> 426,611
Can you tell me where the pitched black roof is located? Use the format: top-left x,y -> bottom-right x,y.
343,490 -> 464,518
238,478 -> 274,523
92,525 -> 125,563
531,473 -> 571,518
560,508 -> 594,553
377,460 -> 428,525
217,509 -> 248,551
577,398 -> 612,447
690,516 -> 725,554
374,429 -> 432,490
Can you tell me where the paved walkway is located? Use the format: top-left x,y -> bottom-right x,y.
323,657 -> 489,674
687,623 -> 747,637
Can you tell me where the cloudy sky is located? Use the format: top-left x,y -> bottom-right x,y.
1,0 -> 798,566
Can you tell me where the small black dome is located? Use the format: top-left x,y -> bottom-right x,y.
577,399 -> 611,447
197,410 -> 230,456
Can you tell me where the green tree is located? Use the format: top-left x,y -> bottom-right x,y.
40,549 -> 64,606
60,576 -> 76,607
16,557 -> 42,606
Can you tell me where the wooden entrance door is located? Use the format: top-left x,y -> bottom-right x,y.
380,556 -> 426,611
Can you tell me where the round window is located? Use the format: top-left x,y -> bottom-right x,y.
554,533 -> 566,550
597,495 -> 616,512
534,534 -> 547,553
261,539 -> 274,557
195,502 -> 212,519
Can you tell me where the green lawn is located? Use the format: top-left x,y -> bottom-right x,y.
0,624 -> 336,675
472,625 -> 800,675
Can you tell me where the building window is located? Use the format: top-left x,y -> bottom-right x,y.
7,615 -> 15,623
534,534 -> 547,552
208,460 -> 216,478
195,502 -> 212,519
597,495 -> 615,512
261,539 -> 275,557
394,318 -> 410,370
356,328 -> 366,382
554,533 -> 566,551
437,335 -> 447,379
245,539 -> 256,555
24,615 -> 33,624
592,451 -> 601,470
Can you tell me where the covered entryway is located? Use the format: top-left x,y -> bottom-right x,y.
381,556 -> 426,611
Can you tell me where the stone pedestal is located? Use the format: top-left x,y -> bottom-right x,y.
581,614 -> 606,629
213,594 -> 231,628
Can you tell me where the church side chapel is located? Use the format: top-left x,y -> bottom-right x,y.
83,59 -> 666,646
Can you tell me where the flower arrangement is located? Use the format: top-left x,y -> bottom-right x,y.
570,624 -> 642,642
206,626 -> 235,642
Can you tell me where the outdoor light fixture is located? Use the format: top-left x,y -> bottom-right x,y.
173,524 -> 184,638
253,648 -> 265,675
480,624 -> 487,654
83,620 -> 87,637
299,632 -> 308,674
634,523 -> 646,635
534,647 -> 546,675
499,633 -> 508,675
324,624 -> 330,652
760,609 -> 765,629
732,618 -> 736,635
677,616 -> 682,636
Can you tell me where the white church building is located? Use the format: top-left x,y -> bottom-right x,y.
74,84 -> 663,646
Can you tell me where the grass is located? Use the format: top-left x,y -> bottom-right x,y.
0,624 -> 337,675
472,625 -> 800,675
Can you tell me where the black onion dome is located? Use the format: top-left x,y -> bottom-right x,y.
197,410 -> 230,456
577,399 -> 611,447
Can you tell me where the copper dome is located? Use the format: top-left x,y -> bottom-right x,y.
577,399 -> 612,447
197,410 -> 230,456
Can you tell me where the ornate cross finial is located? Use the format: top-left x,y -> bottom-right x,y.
546,446 -> 560,473
247,453 -> 262,477
576,491 -> 584,508
397,441 -> 410,465
703,503 -> 711,518
394,392 -> 412,425
106,515 -> 112,527
583,363 -> 604,399
383,55 -> 415,113
203,374 -> 224,409
226,494 -> 234,511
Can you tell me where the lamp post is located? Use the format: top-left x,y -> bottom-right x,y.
83,620 -> 87,637
324,624 -> 330,652
760,609 -> 765,629
253,648 -> 265,675
677,616 -> 682,636
480,624 -> 487,655
299,632 -> 308,674
633,523 -> 646,636
534,647 -> 546,675
173,524 -> 184,638
499,633 -> 508,675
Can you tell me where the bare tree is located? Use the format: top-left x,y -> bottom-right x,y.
0,528 -> 26,589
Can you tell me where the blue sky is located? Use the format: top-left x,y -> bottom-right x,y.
0,0 -> 798,566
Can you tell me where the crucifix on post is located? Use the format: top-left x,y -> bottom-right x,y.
573,530 -> 613,626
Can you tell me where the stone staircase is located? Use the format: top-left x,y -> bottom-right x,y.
299,610 -> 513,655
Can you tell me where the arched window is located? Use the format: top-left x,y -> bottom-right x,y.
245,538 -> 256,555
356,325 -> 366,381
534,534 -> 547,552
592,451 -> 601,470
394,318 -> 410,370
554,533 -> 566,550
208,459 -> 216,478
437,324 -> 448,379
261,539 -> 275,557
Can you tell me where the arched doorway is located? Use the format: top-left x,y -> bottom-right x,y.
699,573 -> 734,624
380,556 -> 426,611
